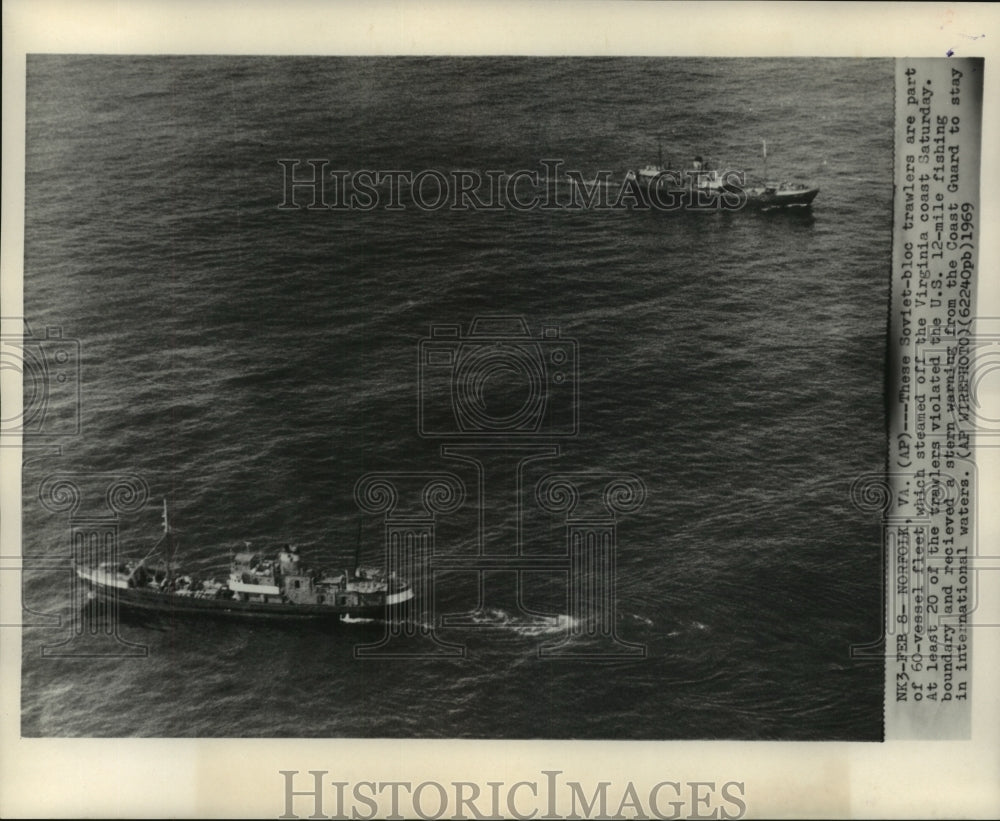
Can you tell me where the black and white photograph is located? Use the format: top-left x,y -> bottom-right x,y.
2,2 -> 998,818
18,53 -> 890,742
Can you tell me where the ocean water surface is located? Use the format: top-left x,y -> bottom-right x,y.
21,56 -> 891,739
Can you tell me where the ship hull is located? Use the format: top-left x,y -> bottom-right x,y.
636,185 -> 820,211
631,172 -> 819,211
745,186 -> 820,209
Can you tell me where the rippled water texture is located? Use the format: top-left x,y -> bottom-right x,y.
22,57 -> 892,739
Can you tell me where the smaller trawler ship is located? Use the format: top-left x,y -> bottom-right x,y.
75,501 -> 413,621
627,140 -> 819,210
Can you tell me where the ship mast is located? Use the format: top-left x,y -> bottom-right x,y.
354,519 -> 363,572
129,498 -> 172,585
162,498 -> 174,586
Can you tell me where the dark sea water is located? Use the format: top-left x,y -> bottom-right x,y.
21,57 -> 892,739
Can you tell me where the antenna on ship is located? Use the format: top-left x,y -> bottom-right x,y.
762,139 -> 768,183
129,497 -> 177,588
163,498 -> 175,586
354,519 -> 363,572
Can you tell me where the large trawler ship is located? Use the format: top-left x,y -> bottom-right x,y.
75,502 -> 413,621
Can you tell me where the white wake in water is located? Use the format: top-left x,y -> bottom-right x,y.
466,608 -> 579,637
336,610 -> 578,637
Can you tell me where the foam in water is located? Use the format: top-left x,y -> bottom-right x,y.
467,607 -> 579,636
